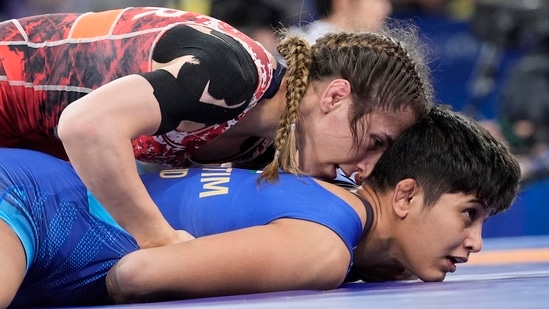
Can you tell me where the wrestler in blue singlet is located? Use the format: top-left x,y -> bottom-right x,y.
0,149 -> 369,307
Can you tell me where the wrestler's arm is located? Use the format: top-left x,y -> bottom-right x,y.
0,220 -> 26,307
57,64 -> 190,249
106,218 -> 351,303
58,25 -> 259,248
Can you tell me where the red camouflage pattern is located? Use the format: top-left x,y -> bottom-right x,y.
0,7 -> 274,167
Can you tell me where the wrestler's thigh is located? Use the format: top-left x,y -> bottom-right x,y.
0,219 -> 26,308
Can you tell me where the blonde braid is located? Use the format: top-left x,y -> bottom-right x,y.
259,35 -> 312,183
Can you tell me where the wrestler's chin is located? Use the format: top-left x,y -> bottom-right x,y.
416,269 -> 447,282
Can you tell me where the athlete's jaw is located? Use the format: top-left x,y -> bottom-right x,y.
305,163 -> 339,180
418,255 -> 469,282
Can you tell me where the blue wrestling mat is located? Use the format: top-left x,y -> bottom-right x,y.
59,235 -> 549,309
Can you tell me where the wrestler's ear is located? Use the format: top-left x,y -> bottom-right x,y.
392,178 -> 420,219
319,79 -> 351,113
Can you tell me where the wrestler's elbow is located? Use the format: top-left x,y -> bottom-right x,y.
58,104 -> 83,141
57,103 -> 104,149
308,248 -> 350,290
106,253 -> 153,304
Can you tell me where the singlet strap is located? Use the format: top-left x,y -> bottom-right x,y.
262,60 -> 287,99
353,192 -> 374,235
317,177 -> 373,235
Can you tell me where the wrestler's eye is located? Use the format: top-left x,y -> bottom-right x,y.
372,136 -> 385,149
465,208 -> 477,220
374,137 -> 382,146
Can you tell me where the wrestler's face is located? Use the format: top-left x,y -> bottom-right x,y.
397,192 -> 488,282
298,105 -> 416,181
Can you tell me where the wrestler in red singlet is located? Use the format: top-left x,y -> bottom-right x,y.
0,7 -> 280,166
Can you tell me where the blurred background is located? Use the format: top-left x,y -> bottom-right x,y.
1,0 -> 548,238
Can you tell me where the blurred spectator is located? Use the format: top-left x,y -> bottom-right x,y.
390,0 -> 488,114
294,0 -> 393,43
1,0 -> 84,18
262,0 -> 318,27
86,0 -> 172,12
0,2 -> 6,21
470,0 -> 549,183
392,0 -> 473,19
392,0 -> 549,183
209,0 -> 286,58
0,0 -> 173,19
